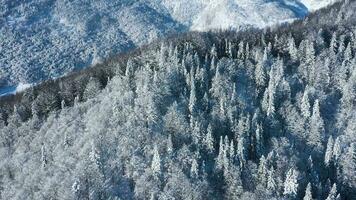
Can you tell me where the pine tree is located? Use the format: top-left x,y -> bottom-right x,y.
254,54 -> 267,89
288,36 -> 298,61
258,155 -> 268,187
83,77 -> 101,100
189,73 -> 197,117
307,156 -> 320,192
89,142 -> 101,168
267,166 -> 277,194
255,124 -> 264,158
308,100 -> 324,153
341,143 -> 356,190
61,100 -> 66,110
203,124 -> 215,153
237,137 -> 246,167
301,89 -> 311,118
333,137 -> 342,162
41,144 -> 47,168
326,183 -> 338,200
190,158 -> 199,179
125,58 -> 135,77
325,136 -> 334,167
151,145 -> 161,174
167,134 -> 173,155
303,183 -> 313,200
329,32 -> 338,54
229,140 -> 235,164
283,168 -> 299,197
224,165 -> 243,199
216,136 -> 225,170
237,41 -> 244,59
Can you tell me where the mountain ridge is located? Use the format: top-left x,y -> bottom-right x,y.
0,0 -> 334,94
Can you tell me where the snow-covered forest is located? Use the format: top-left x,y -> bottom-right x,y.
0,0 -> 315,90
0,0 -> 355,199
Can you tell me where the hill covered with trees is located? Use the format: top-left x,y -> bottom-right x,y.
0,0 -> 317,92
0,0 -> 355,199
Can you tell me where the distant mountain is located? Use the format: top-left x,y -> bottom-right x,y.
0,0 -> 332,92
0,0 -> 355,199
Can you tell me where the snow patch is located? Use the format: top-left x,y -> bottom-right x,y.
299,0 -> 337,11
0,83 -> 33,97
16,83 -> 32,93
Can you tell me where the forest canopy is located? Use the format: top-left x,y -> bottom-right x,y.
0,0 -> 355,199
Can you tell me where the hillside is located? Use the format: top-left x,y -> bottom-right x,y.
0,0 -> 355,199
0,0 -> 333,93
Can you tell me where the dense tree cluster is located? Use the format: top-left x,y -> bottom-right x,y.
0,0 -> 355,199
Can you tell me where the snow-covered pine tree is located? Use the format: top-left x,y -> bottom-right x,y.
283,168 -> 299,198
303,183 -> 313,200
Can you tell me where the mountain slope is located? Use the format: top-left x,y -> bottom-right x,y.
0,0 -> 355,199
0,0 -> 331,93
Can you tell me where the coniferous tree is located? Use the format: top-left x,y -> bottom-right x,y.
326,183 -> 338,200
151,145 -> 161,175
325,136 -> 334,167
283,168 -> 299,198
308,100 -> 324,153
303,183 -> 313,200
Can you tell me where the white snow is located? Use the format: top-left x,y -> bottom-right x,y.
0,0 -> 335,96
299,0 -> 337,11
16,83 -> 33,93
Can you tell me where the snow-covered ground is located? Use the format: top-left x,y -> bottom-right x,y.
300,0 -> 337,10
0,0 -> 334,96
0,83 -> 33,97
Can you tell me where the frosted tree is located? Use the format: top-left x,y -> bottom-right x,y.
41,144 -> 47,168
151,145 -> 161,174
254,53 -> 267,89
224,165 -> 243,199
227,41 -> 234,58
237,137 -> 247,167
326,183 -> 338,200
299,40 -> 315,83
340,143 -> 356,190
333,137 -> 342,162
255,124 -> 264,158
211,44 -> 217,58
337,35 -> 345,55
308,100 -> 324,153
301,89 -> 311,118
283,168 -> 299,198
190,158 -> 199,179
329,32 -> 338,55
216,136 -> 225,170
288,36 -> 298,61
237,41 -> 244,59
191,119 -> 202,145
258,155 -> 268,187
125,58 -> 135,77
267,166 -> 277,194
307,156 -> 319,192
344,42 -> 352,64
74,95 -> 80,106
303,183 -> 313,200
262,58 -> 284,117
245,43 -> 250,61
229,140 -> 235,164
83,77 -> 101,100
325,136 -> 334,167
167,134 -> 173,155
89,142 -> 101,168
203,124 -> 215,153
222,137 -> 229,172
61,100 -> 66,110
189,73 -> 197,117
